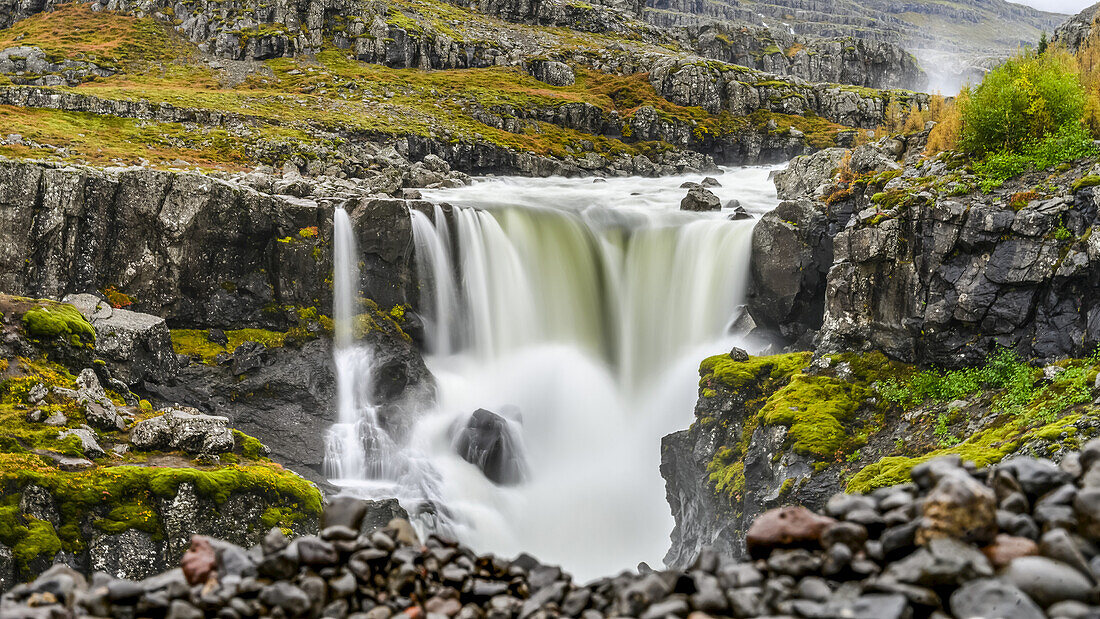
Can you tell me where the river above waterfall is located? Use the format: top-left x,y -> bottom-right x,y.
333,166 -> 781,582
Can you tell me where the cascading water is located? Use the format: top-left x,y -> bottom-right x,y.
331,168 -> 780,580
323,207 -> 370,483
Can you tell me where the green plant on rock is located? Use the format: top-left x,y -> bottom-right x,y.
21,305 -> 96,346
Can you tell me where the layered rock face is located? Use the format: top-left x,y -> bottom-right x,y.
0,159 -> 423,328
745,132 -> 1100,367
679,25 -> 926,91
819,173 -> 1100,365
1054,2 -> 1100,53
648,60 -> 929,130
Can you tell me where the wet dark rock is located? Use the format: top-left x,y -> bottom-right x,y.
680,186 -> 722,212
453,408 -> 526,486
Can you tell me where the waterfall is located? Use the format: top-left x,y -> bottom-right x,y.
342,168 -> 779,579
323,207 -> 371,482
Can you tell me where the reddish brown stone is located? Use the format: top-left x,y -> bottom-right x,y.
181,535 -> 217,585
982,534 -> 1039,569
745,506 -> 836,559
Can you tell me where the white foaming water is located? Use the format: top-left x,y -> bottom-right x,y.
332,167 -> 780,581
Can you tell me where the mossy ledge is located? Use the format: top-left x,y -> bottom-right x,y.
0,297 -> 323,582
665,348 -> 1100,563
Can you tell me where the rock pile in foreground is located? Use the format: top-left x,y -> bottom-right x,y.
10,443 -> 1100,618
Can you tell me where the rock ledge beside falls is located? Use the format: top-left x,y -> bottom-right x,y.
13,442 -> 1100,617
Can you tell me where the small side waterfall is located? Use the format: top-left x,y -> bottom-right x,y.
323,207 -> 371,482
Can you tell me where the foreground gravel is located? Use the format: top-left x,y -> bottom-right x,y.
9,439 -> 1100,618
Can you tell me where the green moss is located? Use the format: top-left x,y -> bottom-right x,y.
12,518 -> 62,573
847,413 -> 1083,494
171,328 -> 288,364
761,373 -> 870,459
21,304 -> 95,346
94,504 -> 161,536
233,430 -> 267,459
700,352 -> 811,389
1072,175 -> 1100,192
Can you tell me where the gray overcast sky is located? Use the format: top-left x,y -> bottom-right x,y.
1010,0 -> 1094,14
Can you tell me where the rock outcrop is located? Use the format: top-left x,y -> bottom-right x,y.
64,294 -> 179,387
663,347 -> 1100,569
1054,2 -> 1100,53
0,295 -> 322,588
815,157 -> 1100,366
680,25 -> 926,91
0,159 -> 421,328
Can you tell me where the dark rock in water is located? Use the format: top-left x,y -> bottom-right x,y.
361,498 -> 410,536
701,177 -> 722,188
727,205 -> 753,220
453,408 -> 526,486
746,198 -> 830,342
680,187 -> 721,212
323,497 -> 370,531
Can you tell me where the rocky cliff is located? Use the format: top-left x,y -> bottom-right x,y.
648,0 -> 1067,91
0,158 -> 425,327
675,24 -> 926,91
663,345 -> 1100,567
0,0 -> 931,182
755,136 -> 1100,367
0,294 -> 322,588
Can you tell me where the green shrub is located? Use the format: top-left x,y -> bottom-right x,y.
973,123 -> 1098,191
960,50 -> 1087,156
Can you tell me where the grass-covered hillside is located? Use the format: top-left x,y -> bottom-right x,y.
0,1 -> 921,175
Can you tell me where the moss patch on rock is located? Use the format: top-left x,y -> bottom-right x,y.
21,304 -> 95,347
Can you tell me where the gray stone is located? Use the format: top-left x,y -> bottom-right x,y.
1002,556 -> 1095,607
950,578 -> 1044,619
129,406 -> 234,454
59,427 -> 105,459
680,186 -> 722,211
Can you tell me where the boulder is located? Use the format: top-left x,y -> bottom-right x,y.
129,407 -> 235,454
950,578 -> 1044,619
918,469 -> 997,545
65,294 -> 179,386
452,409 -> 526,486
680,187 -> 721,212
745,507 -> 835,559
525,60 -> 575,86
772,148 -> 847,200
746,199 -> 830,341
58,427 -> 106,459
